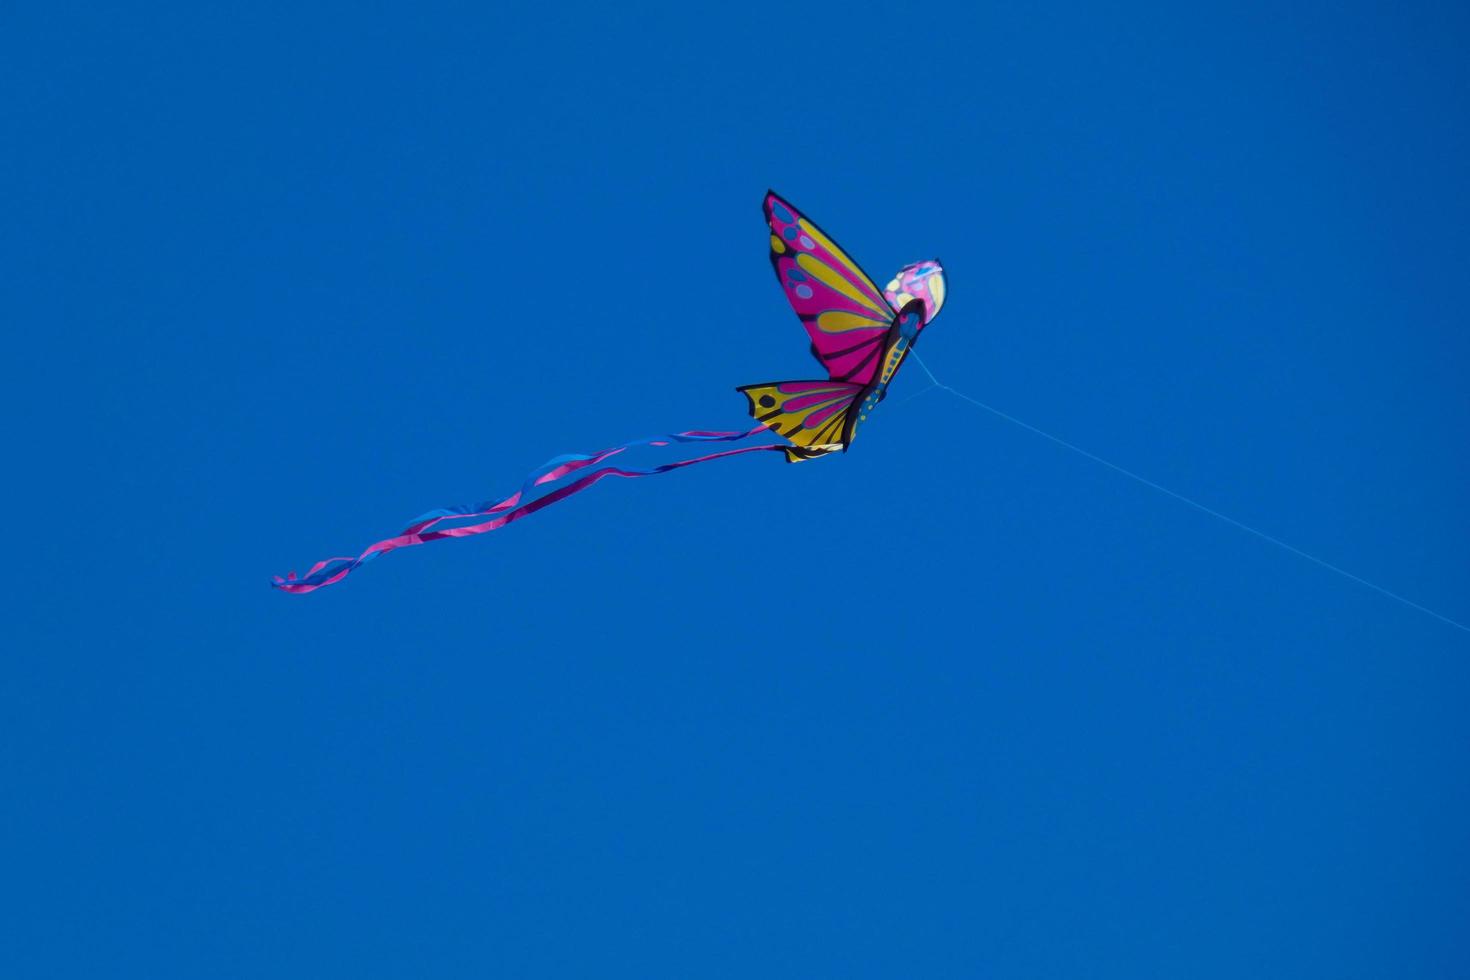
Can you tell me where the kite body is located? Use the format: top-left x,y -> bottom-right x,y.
738,191 -> 947,462
275,190 -> 945,592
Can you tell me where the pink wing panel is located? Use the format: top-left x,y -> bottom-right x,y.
765,192 -> 896,385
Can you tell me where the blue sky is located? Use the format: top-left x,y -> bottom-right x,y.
6,2 -> 1469,976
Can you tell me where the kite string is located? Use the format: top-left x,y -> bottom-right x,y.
907,351 -> 1470,636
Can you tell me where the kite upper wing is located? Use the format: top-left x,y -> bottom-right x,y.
764,191 -> 897,385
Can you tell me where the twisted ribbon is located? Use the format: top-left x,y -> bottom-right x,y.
273,427 -> 780,593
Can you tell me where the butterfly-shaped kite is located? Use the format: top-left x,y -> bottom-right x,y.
739,191 -> 947,461
273,191 -> 946,592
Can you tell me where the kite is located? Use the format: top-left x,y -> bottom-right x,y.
273,191 -> 946,593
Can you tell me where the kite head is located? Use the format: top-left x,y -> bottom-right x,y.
885,259 -> 947,327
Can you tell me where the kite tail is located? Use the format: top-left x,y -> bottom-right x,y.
272,427 -> 784,594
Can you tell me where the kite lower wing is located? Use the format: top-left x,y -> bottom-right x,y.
736,379 -> 861,462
